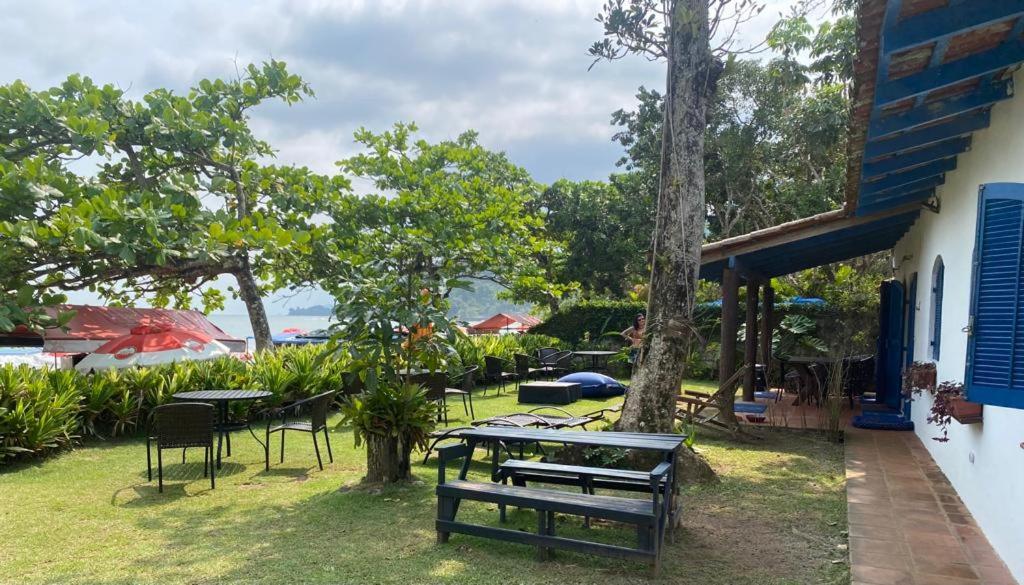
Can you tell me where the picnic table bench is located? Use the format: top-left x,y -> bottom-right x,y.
434,427 -> 685,575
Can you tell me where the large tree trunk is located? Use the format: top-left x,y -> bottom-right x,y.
234,255 -> 274,352
617,0 -> 718,481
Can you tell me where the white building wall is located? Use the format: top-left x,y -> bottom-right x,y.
892,69 -> 1024,582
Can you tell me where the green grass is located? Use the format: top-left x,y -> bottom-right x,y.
0,381 -> 849,585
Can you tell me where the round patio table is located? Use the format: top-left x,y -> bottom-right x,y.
573,350 -> 618,371
172,389 -> 272,469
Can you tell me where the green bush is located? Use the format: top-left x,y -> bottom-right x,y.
531,300 -> 647,346
0,344 -> 356,465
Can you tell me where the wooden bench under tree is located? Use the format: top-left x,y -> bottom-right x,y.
435,443 -> 671,575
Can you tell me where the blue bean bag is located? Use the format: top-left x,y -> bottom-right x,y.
556,372 -> 627,398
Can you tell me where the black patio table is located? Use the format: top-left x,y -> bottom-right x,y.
172,389 -> 273,469
454,427 -> 687,528
572,350 -> 618,371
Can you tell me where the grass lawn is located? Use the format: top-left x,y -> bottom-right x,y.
0,380 -> 849,585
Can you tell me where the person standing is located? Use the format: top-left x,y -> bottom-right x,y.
621,313 -> 646,366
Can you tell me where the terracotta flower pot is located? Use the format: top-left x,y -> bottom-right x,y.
949,396 -> 983,424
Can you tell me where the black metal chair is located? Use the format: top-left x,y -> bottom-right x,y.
339,372 -> 365,396
538,350 -> 573,379
483,355 -> 517,395
265,391 -> 336,471
513,353 -> 543,388
536,347 -> 559,363
446,366 -> 479,419
147,402 -> 215,493
419,372 -> 450,424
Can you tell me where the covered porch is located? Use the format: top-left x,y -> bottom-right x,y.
698,205 -> 922,421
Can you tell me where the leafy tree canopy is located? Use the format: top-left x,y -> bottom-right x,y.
0,62 -> 349,347
322,124 -> 564,381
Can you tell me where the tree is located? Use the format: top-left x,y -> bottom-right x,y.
530,179 -> 651,299
324,124 -> 558,483
596,1 -> 857,439
592,0 -> 742,437
0,62 -> 345,350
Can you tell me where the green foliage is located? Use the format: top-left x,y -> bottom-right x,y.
0,345 -> 352,464
531,300 -> 646,345
337,382 -> 436,451
526,179 -> 649,300
0,62 -> 348,346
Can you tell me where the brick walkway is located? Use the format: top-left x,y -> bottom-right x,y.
846,427 -> 1018,585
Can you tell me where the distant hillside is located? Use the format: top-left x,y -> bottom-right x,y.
447,279 -> 533,323
286,304 -> 334,316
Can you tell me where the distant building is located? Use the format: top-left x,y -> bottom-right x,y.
466,313 -> 541,335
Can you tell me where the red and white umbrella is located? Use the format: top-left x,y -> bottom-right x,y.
75,323 -> 231,372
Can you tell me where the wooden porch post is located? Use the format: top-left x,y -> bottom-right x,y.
719,266 -> 740,391
761,283 -> 775,376
743,279 -> 759,402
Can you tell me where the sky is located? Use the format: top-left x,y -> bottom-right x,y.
2,0 -> 818,314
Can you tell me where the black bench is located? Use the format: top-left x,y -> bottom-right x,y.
435,444 -> 669,575
498,458 -> 674,529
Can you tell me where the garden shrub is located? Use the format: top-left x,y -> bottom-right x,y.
531,300 -> 646,345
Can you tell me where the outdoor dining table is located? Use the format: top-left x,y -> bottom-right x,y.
781,356 -> 845,405
454,427 -> 687,527
572,350 -> 618,371
172,389 -> 272,469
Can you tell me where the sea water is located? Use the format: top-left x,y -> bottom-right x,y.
208,314 -> 335,345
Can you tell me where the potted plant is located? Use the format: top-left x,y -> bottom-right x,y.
906,379 -> 982,442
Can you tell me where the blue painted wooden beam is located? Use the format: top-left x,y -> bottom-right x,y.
864,110 -> 990,159
875,39 -> 1024,106
863,137 -> 971,179
869,80 -> 1012,138
884,1 -> 1024,52
861,158 -> 956,195
862,173 -> 947,199
857,189 -> 936,216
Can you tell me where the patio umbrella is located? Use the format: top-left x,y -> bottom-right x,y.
75,324 -> 231,372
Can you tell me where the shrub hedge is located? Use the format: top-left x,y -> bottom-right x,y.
531,300 -> 647,345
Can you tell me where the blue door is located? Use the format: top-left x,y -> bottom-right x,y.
876,279 -> 905,410
902,273 -> 918,417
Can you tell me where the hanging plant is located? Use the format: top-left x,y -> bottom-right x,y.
906,379 -> 982,442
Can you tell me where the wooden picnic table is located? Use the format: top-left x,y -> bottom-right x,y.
454,427 -> 685,485
436,427 -> 686,573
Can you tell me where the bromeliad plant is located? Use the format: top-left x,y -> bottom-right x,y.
338,381 -> 436,483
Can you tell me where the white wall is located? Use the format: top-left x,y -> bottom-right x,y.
893,69 -> 1024,582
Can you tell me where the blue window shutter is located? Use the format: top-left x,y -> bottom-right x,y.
967,183 -> 1024,408
931,261 -> 943,360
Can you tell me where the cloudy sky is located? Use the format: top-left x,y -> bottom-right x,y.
3,0 -> 817,313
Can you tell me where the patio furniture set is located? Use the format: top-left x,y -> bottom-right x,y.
145,389 -> 336,492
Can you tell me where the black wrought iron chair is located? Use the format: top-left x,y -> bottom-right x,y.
445,366 -> 479,419
483,355 -> 517,395
147,402 -> 215,493
265,391 -> 336,471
